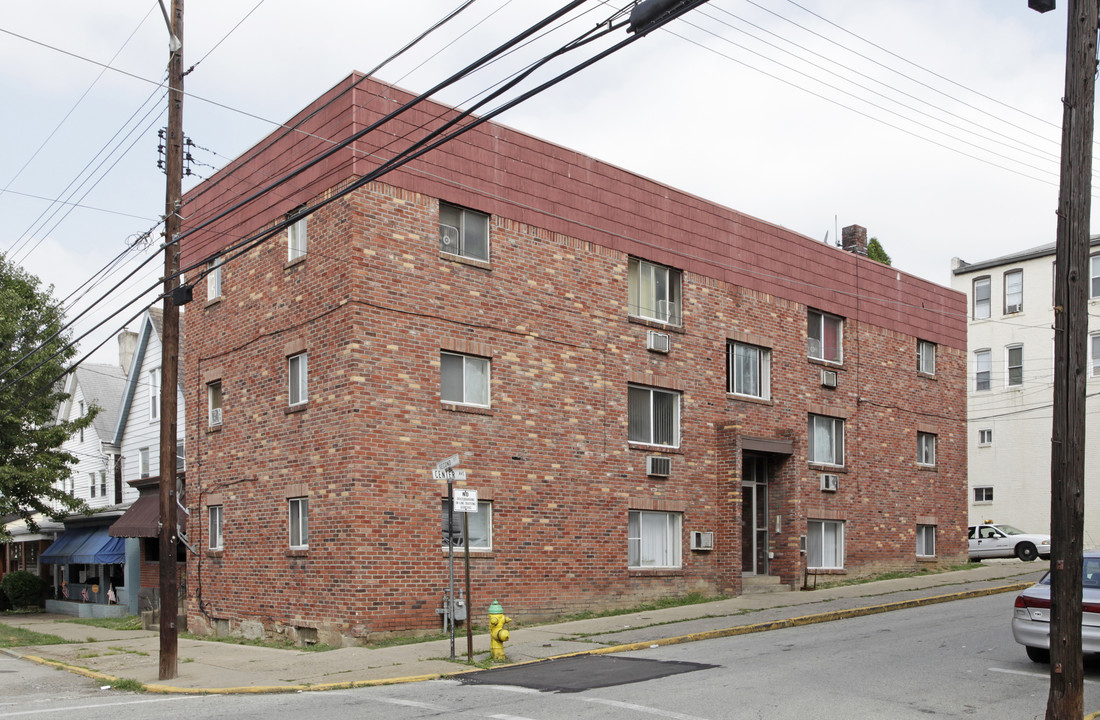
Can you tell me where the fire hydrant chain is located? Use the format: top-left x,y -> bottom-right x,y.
488,600 -> 511,661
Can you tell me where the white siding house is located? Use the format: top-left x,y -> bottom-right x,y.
952,238 -> 1100,547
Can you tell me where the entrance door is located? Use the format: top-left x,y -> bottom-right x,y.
741,455 -> 768,575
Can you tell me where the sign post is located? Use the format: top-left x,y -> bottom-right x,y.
454,488 -> 478,662
434,457 -> 464,661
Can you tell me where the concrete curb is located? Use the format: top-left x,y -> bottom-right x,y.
0,581 -> 1035,696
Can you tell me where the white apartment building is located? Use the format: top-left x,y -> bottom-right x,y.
952,237 -> 1100,547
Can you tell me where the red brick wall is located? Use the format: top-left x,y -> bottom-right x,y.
181,174 -> 966,643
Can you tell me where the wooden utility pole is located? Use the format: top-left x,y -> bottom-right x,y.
1046,1 -> 1094,717
158,0 -> 184,682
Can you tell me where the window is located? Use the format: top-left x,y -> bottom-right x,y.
807,309 -> 843,363
89,472 -> 96,498
727,341 -> 770,398
176,441 -> 185,473
975,350 -> 991,391
808,414 -> 844,466
807,519 -> 844,569
289,497 -> 309,549
978,428 -> 993,446
1006,345 -> 1023,387
1090,334 -> 1100,377
439,202 -> 489,262
973,276 -> 991,319
628,257 -> 682,325
440,352 -> 490,407
78,400 -> 84,442
1004,269 -> 1023,314
628,510 -> 682,568
139,447 -> 150,477
207,257 -> 222,299
149,368 -> 161,421
917,432 -> 937,466
974,486 -> 994,503
917,525 -> 936,557
208,380 -> 223,426
288,210 -> 307,261
209,505 -> 223,550
441,500 -> 492,550
288,353 -> 308,406
628,385 -> 680,448
917,340 -> 936,375
99,471 -> 106,498
1091,255 -> 1100,299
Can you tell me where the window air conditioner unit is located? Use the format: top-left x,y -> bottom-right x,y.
820,473 -> 839,492
439,224 -> 460,253
821,369 -> 838,389
691,531 -> 714,551
646,330 -> 671,353
647,455 -> 672,477
210,407 -> 222,426
1006,303 -> 1022,314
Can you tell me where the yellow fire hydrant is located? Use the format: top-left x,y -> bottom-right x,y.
488,600 -> 511,661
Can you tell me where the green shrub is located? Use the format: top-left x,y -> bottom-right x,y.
1,571 -> 47,609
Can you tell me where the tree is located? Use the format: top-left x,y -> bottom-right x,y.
867,237 -> 892,266
0,253 -> 92,538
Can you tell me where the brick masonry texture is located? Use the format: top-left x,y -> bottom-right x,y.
180,75 -> 967,644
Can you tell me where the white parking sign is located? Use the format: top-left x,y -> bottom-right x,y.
453,489 -> 478,513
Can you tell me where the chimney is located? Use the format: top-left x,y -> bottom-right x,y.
117,329 -> 138,376
842,225 -> 868,256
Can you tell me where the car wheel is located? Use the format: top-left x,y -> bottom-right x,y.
1016,542 -> 1039,561
1026,646 -> 1050,663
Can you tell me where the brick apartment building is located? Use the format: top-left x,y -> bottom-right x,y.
179,74 -> 967,645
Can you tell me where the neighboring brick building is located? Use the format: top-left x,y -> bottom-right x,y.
179,74 -> 967,645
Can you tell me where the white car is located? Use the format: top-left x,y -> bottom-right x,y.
968,524 -> 1051,562
1012,552 -> 1100,663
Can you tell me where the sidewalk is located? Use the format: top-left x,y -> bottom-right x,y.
0,560 -> 1046,694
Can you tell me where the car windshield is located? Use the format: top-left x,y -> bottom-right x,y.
1038,559 -> 1100,586
996,525 -> 1027,535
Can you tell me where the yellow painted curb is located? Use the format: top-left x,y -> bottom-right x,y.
7,582 -> 1032,695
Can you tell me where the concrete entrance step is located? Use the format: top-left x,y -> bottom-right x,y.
741,575 -> 792,595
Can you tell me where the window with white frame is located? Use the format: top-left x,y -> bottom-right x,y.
628,385 -> 680,448
440,352 -> 490,407
1004,269 -> 1023,314
441,499 -> 492,550
973,276 -> 991,319
978,428 -> 993,446
209,505 -> 223,550
99,471 -> 106,498
808,414 -> 844,466
807,309 -> 843,363
807,519 -> 844,569
439,202 -> 489,262
916,524 -> 936,557
89,472 -> 96,498
208,380 -> 223,426
917,432 -> 937,466
176,440 -> 185,473
149,368 -> 161,421
975,350 -> 991,391
139,447 -> 150,477
1091,255 -> 1100,299
973,486 -> 994,503
628,257 -> 682,325
289,497 -> 308,549
207,256 -> 222,300
727,341 -> 770,398
917,340 -> 936,375
288,352 -> 308,406
288,210 -> 307,261
1090,334 -> 1100,377
1006,345 -> 1023,387
628,510 -> 682,568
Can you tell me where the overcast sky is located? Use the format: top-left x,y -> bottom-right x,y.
0,0 -> 1082,367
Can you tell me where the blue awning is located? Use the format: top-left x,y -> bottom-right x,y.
39,528 -> 95,564
40,526 -> 125,565
70,527 -> 126,564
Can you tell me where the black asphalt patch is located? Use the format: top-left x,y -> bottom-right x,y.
461,654 -> 719,693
